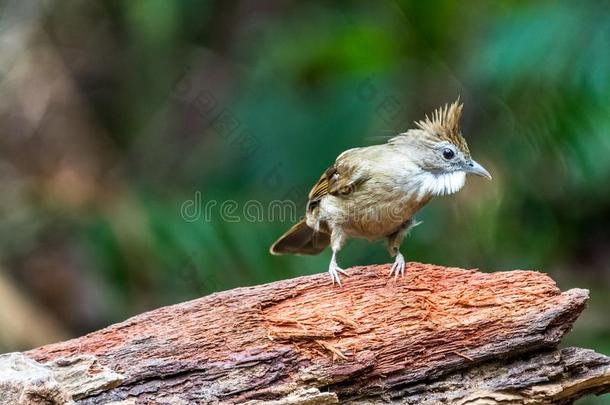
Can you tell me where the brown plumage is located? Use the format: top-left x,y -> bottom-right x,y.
270,99 -> 491,285
270,219 -> 330,255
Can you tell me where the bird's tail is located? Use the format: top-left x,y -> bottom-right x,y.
269,219 -> 330,255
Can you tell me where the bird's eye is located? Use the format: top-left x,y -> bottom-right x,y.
442,148 -> 455,160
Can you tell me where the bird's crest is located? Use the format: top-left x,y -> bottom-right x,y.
415,98 -> 470,157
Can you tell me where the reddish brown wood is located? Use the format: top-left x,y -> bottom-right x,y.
2,263 -> 607,404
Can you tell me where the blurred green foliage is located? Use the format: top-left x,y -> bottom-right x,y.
0,1 -> 609,401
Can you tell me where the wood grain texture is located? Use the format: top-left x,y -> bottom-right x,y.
3,262 -> 608,404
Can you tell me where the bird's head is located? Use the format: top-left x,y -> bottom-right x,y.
390,99 -> 491,197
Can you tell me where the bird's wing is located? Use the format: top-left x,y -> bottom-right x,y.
307,149 -> 369,211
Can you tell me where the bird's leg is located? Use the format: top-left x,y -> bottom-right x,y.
329,250 -> 349,286
388,246 -> 406,280
328,229 -> 348,286
387,218 -> 420,280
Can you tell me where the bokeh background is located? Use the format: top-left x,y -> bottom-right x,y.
1,1 -> 609,402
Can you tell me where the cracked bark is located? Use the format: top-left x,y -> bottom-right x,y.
1,263 -> 609,404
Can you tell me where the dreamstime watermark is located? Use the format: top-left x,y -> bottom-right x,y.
180,191 -> 410,224
171,67 -> 311,208
356,75 -> 411,128
173,69 -> 262,159
180,191 -> 299,223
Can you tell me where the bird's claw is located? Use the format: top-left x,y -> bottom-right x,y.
389,252 -> 406,280
329,262 -> 348,286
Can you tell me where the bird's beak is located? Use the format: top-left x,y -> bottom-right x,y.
465,159 -> 492,180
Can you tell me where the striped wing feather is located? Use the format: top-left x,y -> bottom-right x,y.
307,157 -> 368,213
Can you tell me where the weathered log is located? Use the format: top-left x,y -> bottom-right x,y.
1,262 -> 609,404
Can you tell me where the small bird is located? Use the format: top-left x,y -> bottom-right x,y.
270,99 -> 491,285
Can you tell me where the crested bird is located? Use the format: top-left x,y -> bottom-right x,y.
269,100 -> 491,285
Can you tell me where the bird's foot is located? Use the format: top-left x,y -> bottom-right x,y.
389,252 -> 406,280
329,261 -> 348,287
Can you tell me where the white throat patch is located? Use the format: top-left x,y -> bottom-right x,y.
415,171 -> 466,198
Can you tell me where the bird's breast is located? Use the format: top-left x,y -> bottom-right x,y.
316,187 -> 431,240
